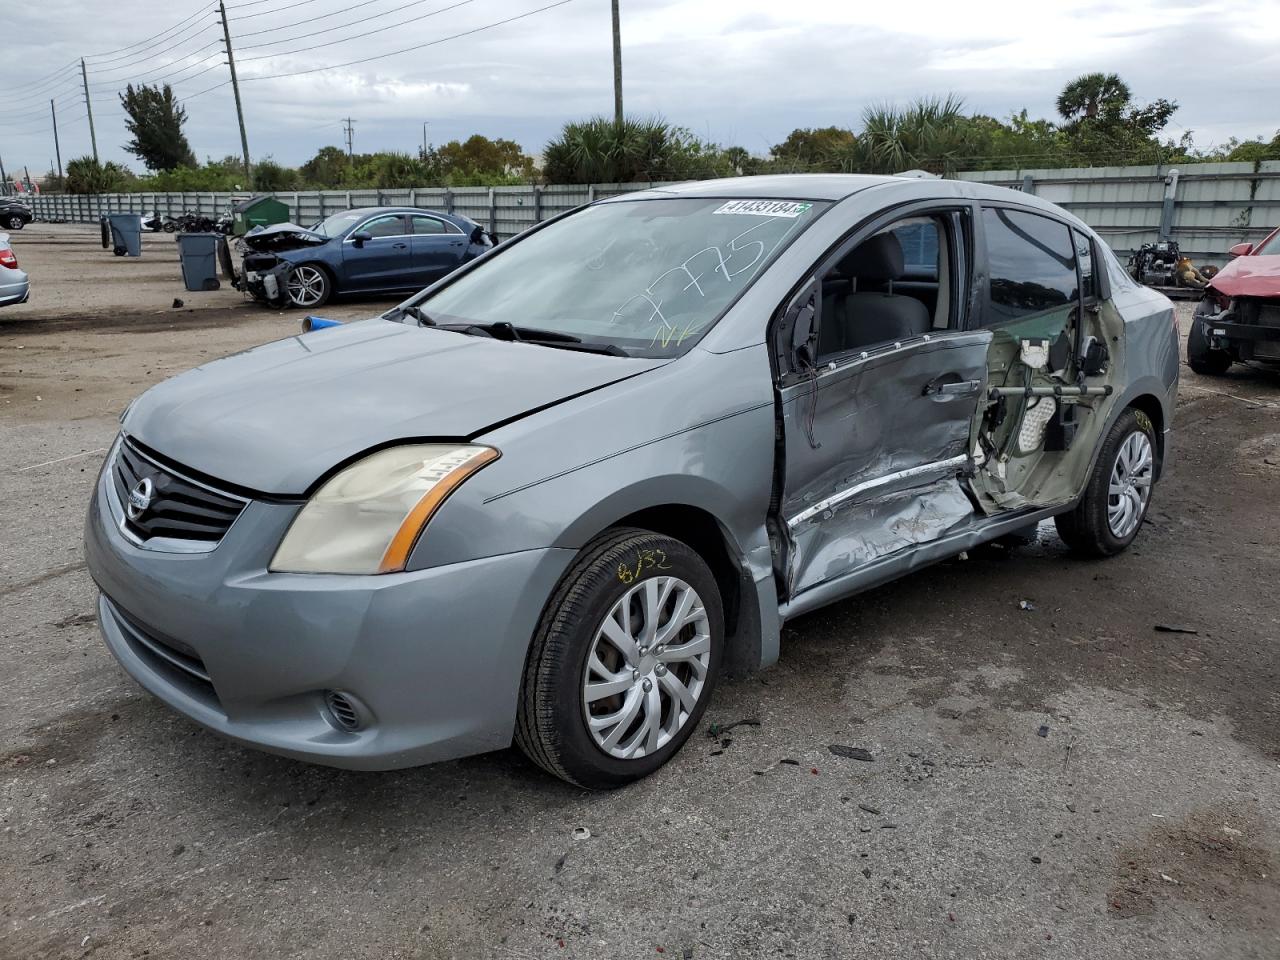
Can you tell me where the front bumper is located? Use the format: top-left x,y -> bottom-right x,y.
85,452 -> 574,770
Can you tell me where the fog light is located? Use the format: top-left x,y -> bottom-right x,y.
323,690 -> 364,731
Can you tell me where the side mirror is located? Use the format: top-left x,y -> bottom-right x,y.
1228,242 -> 1253,258
351,230 -> 372,247
775,282 -> 819,375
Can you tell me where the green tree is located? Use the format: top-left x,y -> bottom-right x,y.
299,146 -> 351,188
543,116 -> 731,184
119,84 -> 196,172
1055,73 -> 1132,122
769,126 -> 857,172
252,158 -> 299,191
65,156 -> 134,193
436,135 -> 535,180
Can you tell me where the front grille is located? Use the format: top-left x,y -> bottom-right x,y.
112,437 -> 246,545
106,597 -> 222,710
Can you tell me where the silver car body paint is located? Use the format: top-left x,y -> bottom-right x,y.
85,175 -> 1178,770
0,233 -> 30,307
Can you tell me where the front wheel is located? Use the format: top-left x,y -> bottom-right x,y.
284,264 -> 331,308
1055,408 -> 1157,557
1187,309 -> 1232,376
516,528 -> 723,788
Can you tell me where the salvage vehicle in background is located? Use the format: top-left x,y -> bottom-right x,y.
86,175 -> 1178,788
0,234 -> 30,306
1187,224 -> 1280,375
1,197 -> 33,231
235,206 -> 494,308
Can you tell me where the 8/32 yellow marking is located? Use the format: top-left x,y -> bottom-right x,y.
617,549 -> 672,583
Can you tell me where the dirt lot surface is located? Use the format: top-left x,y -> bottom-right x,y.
2,225 -> 1278,959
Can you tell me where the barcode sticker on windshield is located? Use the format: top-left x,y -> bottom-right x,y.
713,200 -> 813,218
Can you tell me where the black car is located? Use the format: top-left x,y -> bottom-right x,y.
0,198 -> 33,231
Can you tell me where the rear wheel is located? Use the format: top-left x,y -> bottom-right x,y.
285,264 -> 331,308
516,528 -> 723,788
5,215 -> 23,230
1055,408 -> 1157,557
1187,304 -> 1232,376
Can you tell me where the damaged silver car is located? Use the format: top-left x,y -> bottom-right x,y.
86,175 -> 1178,788
230,206 -> 494,308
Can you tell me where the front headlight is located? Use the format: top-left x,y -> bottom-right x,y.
270,444 -> 499,575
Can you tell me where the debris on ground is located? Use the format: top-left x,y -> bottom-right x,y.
1153,624 -> 1199,635
572,827 -> 590,841
1019,599 -> 1036,611
707,718 -> 760,737
172,298 -> 184,308
828,745 -> 875,762
779,758 -> 799,766
1037,725 -> 1050,738
858,803 -> 881,815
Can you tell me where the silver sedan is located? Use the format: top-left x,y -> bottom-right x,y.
86,175 -> 1179,787
0,233 -> 29,307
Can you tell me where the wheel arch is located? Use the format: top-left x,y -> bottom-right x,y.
551,480 -> 773,677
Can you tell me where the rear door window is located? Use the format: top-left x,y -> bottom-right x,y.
981,208 -> 1077,324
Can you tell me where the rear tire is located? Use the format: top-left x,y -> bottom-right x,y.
515,528 -> 723,789
1055,408 -> 1157,557
1187,304 -> 1232,376
6,215 -> 24,230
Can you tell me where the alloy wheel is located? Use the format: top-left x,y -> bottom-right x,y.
582,576 -> 711,760
1107,430 -> 1153,539
286,265 -> 327,307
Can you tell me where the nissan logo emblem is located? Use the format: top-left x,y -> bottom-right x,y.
126,477 -> 154,521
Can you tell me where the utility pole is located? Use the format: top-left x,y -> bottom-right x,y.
80,58 -> 98,163
218,0 -> 253,187
421,120 -> 429,160
0,154 -> 8,194
342,117 -> 356,164
50,100 -> 64,180
611,0 -> 623,125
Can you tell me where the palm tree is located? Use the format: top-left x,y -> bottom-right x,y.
851,96 -> 972,175
1055,73 -> 1132,122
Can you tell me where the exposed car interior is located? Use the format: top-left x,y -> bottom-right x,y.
817,217 -> 949,357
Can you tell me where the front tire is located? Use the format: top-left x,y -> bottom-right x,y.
1187,304 -> 1232,375
285,264 -> 331,308
1055,408 -> 1157,557
516,528 -> 723,789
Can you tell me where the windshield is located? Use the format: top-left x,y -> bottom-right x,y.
417,197 -> 827,356
1255,230 -> 1280,256
309,211 -> 364,237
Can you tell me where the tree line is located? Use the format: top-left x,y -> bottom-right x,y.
46,72 -> 1280,194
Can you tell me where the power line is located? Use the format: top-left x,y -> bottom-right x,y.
239,0 -> 474,61
83,4 -> 217,63
226,0 -> 333,21
86,24 -> 220,78
237,0 -> 453,47
5,61 -> 82,97
241,0 -> 576,81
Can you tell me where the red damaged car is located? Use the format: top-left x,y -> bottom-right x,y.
1188,225 -> 1280,374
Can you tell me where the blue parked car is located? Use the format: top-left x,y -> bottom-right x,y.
238,206 -> 496,308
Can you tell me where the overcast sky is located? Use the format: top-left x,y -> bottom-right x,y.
2,0 -> 1276,177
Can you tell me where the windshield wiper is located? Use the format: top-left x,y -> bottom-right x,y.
436,320 -> 630,356
392,304 -> 435,326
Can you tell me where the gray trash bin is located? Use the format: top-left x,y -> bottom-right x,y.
107,214 -> 143,257
176,233 -> 222,291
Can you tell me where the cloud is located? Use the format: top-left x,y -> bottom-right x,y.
1,0 -> 1275,174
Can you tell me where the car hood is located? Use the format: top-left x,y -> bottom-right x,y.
123,319 -> 667,495
241,222 -> 329,253
1208,254 -> 1280,298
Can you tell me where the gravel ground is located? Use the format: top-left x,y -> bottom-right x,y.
2,225 -> 1278,960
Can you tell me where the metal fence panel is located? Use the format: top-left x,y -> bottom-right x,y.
25,168 -> 1280,261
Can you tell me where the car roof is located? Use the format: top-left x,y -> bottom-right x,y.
333,206 -> 476,228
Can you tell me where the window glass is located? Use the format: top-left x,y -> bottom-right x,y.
412,216 -> 447,235
1073,229 -> 1096,300
890,220 -> 939,275
982,208 -> 1076,323
361,215 -> 406,238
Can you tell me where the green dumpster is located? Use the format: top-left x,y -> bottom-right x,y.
231,195 -> 291,236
